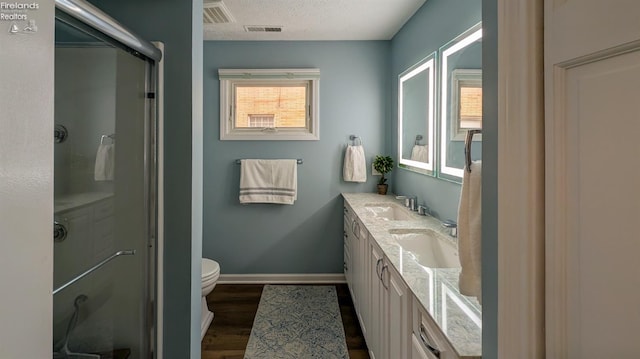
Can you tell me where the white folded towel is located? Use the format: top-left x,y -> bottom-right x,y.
240,159 -> 297,205
94,143 -> 115,181
343,145 -> 366,182
410,145 -> 429,163
457,161 -> 482,303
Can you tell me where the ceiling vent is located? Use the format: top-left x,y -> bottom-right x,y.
203,1 -> 235,24
244,25 -> 283,33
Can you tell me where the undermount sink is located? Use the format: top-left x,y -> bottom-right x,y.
389,228 -> 460,268
363,203 -> 414,221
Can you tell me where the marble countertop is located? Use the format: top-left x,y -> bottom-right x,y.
342,193 -> 481,358
55,192 -> 113,214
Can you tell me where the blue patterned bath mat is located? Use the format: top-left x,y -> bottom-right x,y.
244,285 -> 349,359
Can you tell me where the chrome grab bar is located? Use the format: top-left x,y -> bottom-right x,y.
419,324 -> 441,358
53,250 -> 136,295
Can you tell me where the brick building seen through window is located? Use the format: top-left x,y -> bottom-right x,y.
235,86 -> 307,128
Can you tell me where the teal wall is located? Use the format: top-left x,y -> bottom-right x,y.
203,41 -> 389,274
87,0 -> 202,357
390,0 -> 482,221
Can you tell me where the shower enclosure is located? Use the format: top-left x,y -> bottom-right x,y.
53,1 -> 161,358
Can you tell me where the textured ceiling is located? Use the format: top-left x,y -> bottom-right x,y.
203,0 -> 427,41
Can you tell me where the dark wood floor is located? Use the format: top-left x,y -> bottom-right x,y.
201,284 -> 370,359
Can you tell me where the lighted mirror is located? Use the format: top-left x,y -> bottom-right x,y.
439,23 -> 482,180
398,52 -> 436,175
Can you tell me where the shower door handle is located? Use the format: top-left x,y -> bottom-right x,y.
54,221 -> 68,242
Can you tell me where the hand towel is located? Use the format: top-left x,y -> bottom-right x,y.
343,145 -> 366,182
410,145 -> 429,163
240,159 -> 297,205
94,143 -> 115,181
457,161 -> 482,303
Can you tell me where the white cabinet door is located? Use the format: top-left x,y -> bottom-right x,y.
351,217 -> 362,318
355,223 -> 369,340
369,241 -> 385,359
343,205 -> 355,298
385,263 -> 410,359
545,1 -> 640,357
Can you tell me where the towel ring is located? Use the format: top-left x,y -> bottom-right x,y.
349,135 -> 362,146
415,135 -> 423,146
464,129 -> 482,172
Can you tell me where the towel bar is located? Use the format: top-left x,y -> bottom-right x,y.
464,129 -> 482,172
235,159 -> 303,165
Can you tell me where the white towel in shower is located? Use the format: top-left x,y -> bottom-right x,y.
240,159 -> 297,205
343,145 -> 366,182
410,145 -> 429,163
94,143 -> 115,181
457,161 -> 482,303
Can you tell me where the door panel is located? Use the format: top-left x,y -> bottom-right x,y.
545,1 -> 640,357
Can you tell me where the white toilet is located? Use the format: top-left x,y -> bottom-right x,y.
201,258 -> 220,340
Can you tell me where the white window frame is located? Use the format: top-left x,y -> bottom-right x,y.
219,68 -> 320,140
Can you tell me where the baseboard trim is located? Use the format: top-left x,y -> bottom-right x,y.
218,273 -> 347,284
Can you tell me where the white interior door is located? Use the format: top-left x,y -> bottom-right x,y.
545,1 -> 640,357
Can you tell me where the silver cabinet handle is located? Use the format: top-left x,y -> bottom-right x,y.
376,258 -> 383,279
54,221 -> 68,242
381,264 -> 389,289
351,219 -> 356,236
352,220 -> 360,239
419,324 -> 441,358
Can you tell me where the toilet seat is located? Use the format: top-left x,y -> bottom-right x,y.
202,259 -> 220,284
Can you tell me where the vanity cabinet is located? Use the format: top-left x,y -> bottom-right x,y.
386,261 -> 410,359
343,194 -> 480,359
344,204 -> 370,339
367,239 -> 410,359
343,205 -> 355,299
412,296 -> 459,359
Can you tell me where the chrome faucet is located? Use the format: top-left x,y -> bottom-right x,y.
442,220 -> 458,238
408,196 -> 418,211
417,205 -> 429,216
396,195 -> 418,211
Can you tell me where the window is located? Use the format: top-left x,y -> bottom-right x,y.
247,114 -> 275,128
219,69 -> 320,140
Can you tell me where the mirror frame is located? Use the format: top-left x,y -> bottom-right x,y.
439,23 -> 482,179
397,52 -> 436,175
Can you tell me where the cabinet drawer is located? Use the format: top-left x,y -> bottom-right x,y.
413,297 -> 459,359
412,333 -> 439,359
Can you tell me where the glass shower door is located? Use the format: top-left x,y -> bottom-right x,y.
53,17 -> 156,359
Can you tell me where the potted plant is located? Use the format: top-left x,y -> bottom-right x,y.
372,155 -> 394,195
